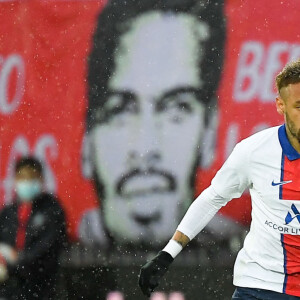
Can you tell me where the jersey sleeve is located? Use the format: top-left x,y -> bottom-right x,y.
176,141 -> 251,240
211,141 -> 251,199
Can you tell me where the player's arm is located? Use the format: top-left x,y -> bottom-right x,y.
139,142 -> 250,297
138,187 -> 224,297
138,231 -> 189,297
172,230 -> 190,247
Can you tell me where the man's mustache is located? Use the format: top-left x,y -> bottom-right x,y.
116,168 -> 176,197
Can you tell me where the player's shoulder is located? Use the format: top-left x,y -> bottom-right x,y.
236,125 -> 280,152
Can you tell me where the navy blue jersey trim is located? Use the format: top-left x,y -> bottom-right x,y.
278,125 -> 300,161
281,234 -> 288,294
279,152 -> 285,200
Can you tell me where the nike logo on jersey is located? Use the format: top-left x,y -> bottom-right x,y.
271,180 -> 292,186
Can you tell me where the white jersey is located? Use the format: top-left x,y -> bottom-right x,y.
176,125 -> 300,297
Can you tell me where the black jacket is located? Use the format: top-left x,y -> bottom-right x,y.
0,192 -> 66,281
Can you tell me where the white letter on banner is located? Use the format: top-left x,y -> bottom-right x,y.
0,54 -> 25,115
260,42 -> 289,102
233,41 -> 264,102
34,134 -> 58,194
289,43 -> 300,61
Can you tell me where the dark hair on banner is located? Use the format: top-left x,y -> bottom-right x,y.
86,0 -> 226,132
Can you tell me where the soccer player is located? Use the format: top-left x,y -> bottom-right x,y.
139,59 -> 300,299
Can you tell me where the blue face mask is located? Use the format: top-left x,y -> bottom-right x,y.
15,180 -> 42,202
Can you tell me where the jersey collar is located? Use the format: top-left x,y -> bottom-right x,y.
278,124 -> 300,160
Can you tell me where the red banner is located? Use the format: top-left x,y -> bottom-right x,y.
0,0 -> 298,242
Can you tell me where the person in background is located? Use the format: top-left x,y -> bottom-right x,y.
0,156 -> 66,300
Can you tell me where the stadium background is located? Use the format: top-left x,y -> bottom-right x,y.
0,0 -> 299,299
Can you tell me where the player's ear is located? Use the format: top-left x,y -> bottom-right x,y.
276,96 -> 285,116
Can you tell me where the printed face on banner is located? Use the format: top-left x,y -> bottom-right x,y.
91,13 -> 207,244
83,1 -> 226,246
